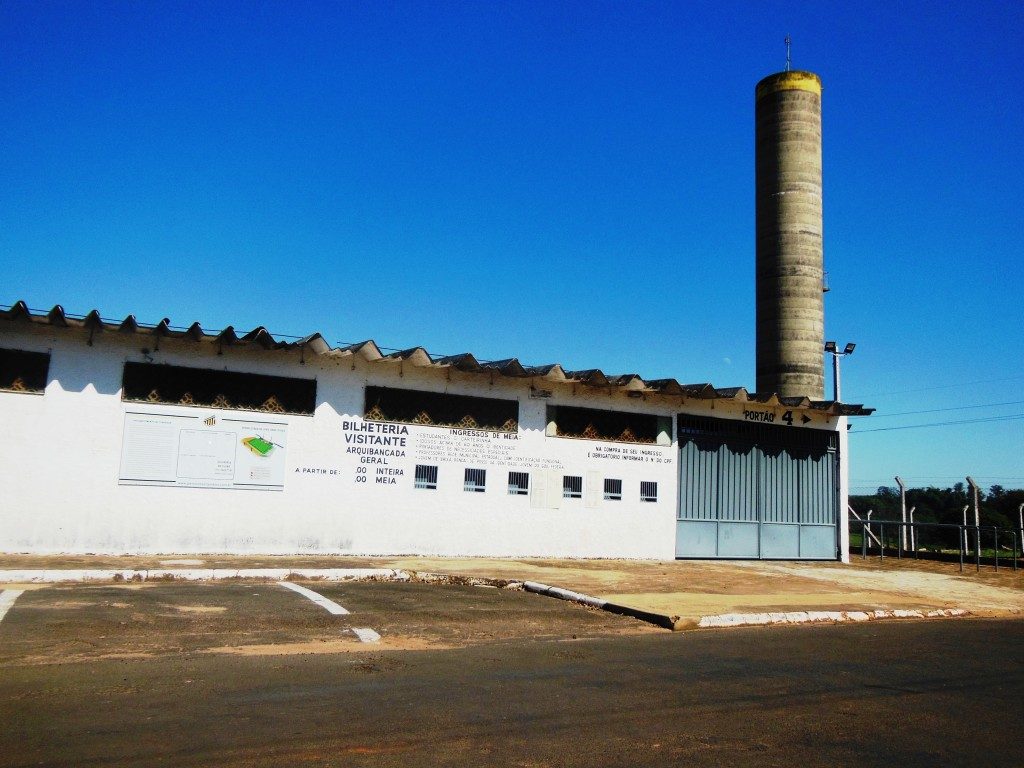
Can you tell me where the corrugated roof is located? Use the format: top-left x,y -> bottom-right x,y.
0,301 -> 873,416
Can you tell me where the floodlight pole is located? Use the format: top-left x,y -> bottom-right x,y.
824,342 -> 856,402
832,350 -> 841,401
825,342 -> 856,564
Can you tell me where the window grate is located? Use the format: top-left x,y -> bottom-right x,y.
122,362 -> 316,415
563,475 -> 583,499
365,386 -> 518,432
604,478 -> 622,501
464,468 -> 486,493
508,471 -> 529,496
0,348 -> 50,393
640,481 -> 658,503
414,464 -> 438,490
548,405 -> 661,444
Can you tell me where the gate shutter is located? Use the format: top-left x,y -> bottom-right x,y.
675,415 -> 838,560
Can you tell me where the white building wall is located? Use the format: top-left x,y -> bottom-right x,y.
0,325 -> 679,558
837,415 -> 851,563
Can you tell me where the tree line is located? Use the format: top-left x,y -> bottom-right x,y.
850,484 -> 1024,550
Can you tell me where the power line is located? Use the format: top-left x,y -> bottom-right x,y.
852,414 -> 1024,434
869,400 -> 1024,418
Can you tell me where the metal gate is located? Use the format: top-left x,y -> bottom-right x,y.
675,415 -> 838,559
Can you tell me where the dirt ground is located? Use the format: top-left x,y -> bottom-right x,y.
390,555 -> 1024,618
0,581 -> 656,668
3,552 -> 1022,623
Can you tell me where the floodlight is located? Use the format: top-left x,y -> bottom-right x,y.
825,340 -> 858,401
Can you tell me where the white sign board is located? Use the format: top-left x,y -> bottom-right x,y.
119,411 -> 288,490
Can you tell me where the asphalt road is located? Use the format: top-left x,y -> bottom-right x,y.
1,582 -> 1021,767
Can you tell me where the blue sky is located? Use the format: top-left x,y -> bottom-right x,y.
2,1 -> 1022,491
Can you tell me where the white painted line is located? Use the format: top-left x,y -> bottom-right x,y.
277,581 -> 350,615
351,627 -> 381,643
0,589 -> 25,623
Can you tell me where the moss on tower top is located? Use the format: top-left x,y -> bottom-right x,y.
755,70 -> 822,100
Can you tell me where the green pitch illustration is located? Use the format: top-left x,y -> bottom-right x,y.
241,436 -> 276,457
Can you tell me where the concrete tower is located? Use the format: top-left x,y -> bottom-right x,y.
755,70 -> 825,399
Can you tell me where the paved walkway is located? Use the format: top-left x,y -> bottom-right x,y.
2,553 -> 1021,629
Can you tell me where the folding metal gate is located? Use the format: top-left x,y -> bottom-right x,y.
675,415 -> 839,559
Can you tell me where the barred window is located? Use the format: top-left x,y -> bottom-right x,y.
464,468 -> 486,493
365,386 -> 518,432
548,405 -> 665,444
563,475 -> 583,499
604,478 -> 623,501
0,348 -> 50,393
414,464 -> 438,490
640,481 -> 658,503
508,471 -> 529,496
122,362 -> 316,415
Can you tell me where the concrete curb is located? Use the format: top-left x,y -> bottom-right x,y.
520,580 -> 975,632
0,569 -> 980,633
692,608 -> 969,630
522,581 -> 677,629
0,568 -> 409,583
0,567 -> 520,593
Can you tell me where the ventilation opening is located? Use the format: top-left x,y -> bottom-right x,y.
548,405 -> 666,444
464,468 -> 486,493
414,464 -> 438,490
604,478 -> 623,501
640,481 -> 658,503
0,348 -> 50,393
563,475 -> 583,499
365,386 -> 518,432
677,414 -> 837,455
508,471 -> 529,496
122,362 -> 316,414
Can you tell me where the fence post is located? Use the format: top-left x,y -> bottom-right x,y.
961,506 -> 969,556
1018,503 -> 1023,567
967,477 -> 981,568
959,510 -> 965,573
908,507 -> 917,555
896,476 -> 907,553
